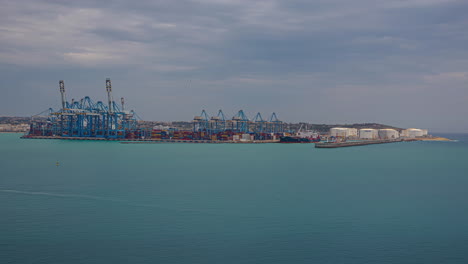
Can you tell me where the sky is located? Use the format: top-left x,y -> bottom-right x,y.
1,0 -> 467,132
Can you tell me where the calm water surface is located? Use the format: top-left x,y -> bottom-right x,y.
1,133 -> 468,263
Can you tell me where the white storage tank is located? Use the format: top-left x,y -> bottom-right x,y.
330,128 -> 359,138
359,129 -> 378,139
347,128 -> 358,137
378,129 -> 399,139
400,129 -> 408,137
401,128 -> 425,138
330,127 -> 352,137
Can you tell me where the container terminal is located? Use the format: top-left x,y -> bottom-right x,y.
20,79 -> 444,145
21,79 -> 287,143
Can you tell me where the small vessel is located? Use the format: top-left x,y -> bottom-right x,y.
279,125 -> 321,143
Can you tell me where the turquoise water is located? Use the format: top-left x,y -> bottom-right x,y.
1,133 -> 468,263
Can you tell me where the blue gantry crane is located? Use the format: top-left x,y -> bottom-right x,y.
230,110 -> 250,133
267,112 -> 284,133
210,110 -> 226,134
253,112 -> 266,133
28,79 -> 138,138
192,109 -> 284,135
193,109 -> 210,133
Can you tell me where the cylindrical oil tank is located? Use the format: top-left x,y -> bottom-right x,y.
408,129 -> 424,138
359,129 -> 378,139
347,128 -> 358,137
330,127 -> 348,137
378,129 -> 399,139
401,128 -> 425,138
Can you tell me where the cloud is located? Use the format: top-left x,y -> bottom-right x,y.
0,1 -> 217,69
423,72 -> 468,83
63,51 -> 121,65
0,0 -> 468,131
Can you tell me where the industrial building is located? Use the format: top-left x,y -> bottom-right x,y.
359,129 -> 379,139
378,129 -> 399,139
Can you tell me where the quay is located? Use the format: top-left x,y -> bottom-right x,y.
20,135 -> 279,144
120,140 -> 279,144
315,138 -> 416,148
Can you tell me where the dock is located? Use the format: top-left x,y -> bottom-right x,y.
120,139 -> 279,144
20,135 -> 279,144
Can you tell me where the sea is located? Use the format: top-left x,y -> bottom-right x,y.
1,133 -> 468,264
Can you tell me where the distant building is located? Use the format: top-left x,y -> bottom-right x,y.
359,129 -> 378,139
0,124 -> 11,131
378,129 -> 399,139
0,123 -> 29,132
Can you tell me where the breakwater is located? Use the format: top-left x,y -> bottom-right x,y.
315,138 -> 415,148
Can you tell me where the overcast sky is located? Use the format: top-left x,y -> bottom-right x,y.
1,0 -> 467,132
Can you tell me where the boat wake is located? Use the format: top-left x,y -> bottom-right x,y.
0,189 -> 229,216
0,189 -> 127,202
